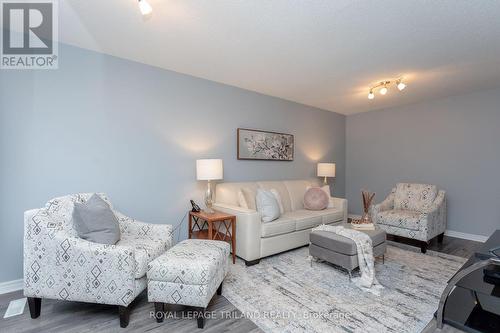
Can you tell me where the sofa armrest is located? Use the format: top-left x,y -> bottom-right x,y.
213,203 -> 262,262
330,197 -> 348,223
371,188 -> 395,223
419,190 -> 447,239
114,210 -> 173,249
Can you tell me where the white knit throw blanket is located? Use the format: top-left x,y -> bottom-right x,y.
311,224 -> 383,294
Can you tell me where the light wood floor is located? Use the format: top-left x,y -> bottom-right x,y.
0,235 -> 483,333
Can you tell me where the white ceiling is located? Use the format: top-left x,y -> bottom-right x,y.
59,0 -> 500,115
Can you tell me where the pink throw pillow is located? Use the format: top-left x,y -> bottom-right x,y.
304,187 -> 329,210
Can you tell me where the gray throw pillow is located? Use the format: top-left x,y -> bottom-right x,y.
256,189 -> 281,222
72,194 -> 120,245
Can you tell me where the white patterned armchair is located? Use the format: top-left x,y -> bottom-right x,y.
371,183 -> 446,253
24,193 -> 173,328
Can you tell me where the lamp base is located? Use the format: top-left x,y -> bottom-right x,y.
203,207 -> 215,214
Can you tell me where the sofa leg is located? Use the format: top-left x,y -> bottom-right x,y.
194,307 -> 206,329
420,241 -> 428,254
27,297 -> 41,319
217,282 -> 223,296
437,233 -> 444,243
245,259 -> 260,266
119,305 -> 131,328
154,302 -> 164,323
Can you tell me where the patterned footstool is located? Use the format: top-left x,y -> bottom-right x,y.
147,239 -> 230,329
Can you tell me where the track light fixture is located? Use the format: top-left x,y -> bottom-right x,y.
367,78 -> 406,100
138,0 -> 152,16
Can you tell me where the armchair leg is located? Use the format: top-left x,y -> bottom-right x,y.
437,233 -> 444,243
420,241 -> 429,254
27,297 -> 41,319
119,305 -> 131,328
217,282 -> 223,296
194,307 -> 206,329
154,302 -> 165,323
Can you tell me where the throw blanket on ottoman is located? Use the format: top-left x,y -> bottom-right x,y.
311,224 -> 384,294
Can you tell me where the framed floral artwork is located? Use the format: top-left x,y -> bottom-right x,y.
237,128 -> 294,161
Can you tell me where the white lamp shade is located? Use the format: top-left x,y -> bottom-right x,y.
317,163 -> 336,178
196,159 -> 223,180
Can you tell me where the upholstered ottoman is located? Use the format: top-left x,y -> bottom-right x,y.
147,239 -> 230,328
309,223 -> 386,279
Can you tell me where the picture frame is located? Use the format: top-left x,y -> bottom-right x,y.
237,128 -> 294,161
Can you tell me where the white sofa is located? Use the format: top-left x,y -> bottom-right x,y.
213,179 -> 347,265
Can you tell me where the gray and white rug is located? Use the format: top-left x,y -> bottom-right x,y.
223,244 -> 466,333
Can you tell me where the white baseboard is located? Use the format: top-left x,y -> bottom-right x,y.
445,229 -> 488,243
0,279 -> 23,295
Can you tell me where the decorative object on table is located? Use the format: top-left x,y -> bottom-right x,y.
148,239 -> 229,329
371,183 -> 446,253
303,187 -> 329,211
189,210 -> 236,264
317,162 -> 336,185
24,193 -> 173,328
361,190 -> 376,224
237,128 -> 294,161
196,159 -> 223,213
190,199 -> 201,212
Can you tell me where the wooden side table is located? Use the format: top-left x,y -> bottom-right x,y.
188,210 -> 236,264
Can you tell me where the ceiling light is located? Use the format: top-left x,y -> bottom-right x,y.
138,0 -> 152,16
367,77 -> 407,100
397,80 -> 406,91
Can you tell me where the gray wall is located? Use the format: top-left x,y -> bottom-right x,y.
346,88 -> 500,238
0,44 -> 346,283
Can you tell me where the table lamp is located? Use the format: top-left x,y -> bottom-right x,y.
317,162 -> 336,185
196,159 -> 223,213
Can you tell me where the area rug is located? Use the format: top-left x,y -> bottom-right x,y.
222,244 -> 466,333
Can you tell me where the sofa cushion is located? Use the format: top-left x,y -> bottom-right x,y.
321,208 -> 344,224
394,183 -> 437,211
303,187 -> 329,210
72,194 -> 121,245
117,233 -> 169,278
377,210 -> 421,231
261,216 -> 296,237
240,187 -> 257,210
284,180 -> 314,211
215,182 -> 259,208
282,210 -> 323,231
258,181 -> 292,212
256,189 -> 281,222
270,189 -> 285,215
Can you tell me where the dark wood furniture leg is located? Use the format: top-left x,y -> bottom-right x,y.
27,297 -> 41,319
188,214 -> 193,239
420,241 -> 429,254
245,259 -> 260,266
231,217 -> 236,264
217,282 -> 223,295
119,305 -> 131,328
437,232 -> 445,243
154,302 -> 164,323
194,307 -> 206,329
